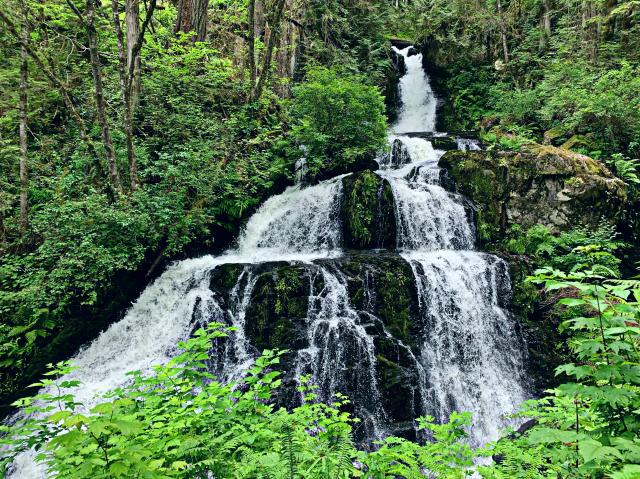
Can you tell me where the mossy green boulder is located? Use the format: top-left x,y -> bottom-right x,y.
439,144 -> 627,245
341,171 -> 396,249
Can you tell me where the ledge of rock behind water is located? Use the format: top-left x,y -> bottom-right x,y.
207,252 -> 421,441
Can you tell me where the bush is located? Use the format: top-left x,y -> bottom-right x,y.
505,222 -> 626,278
290,67 -> 387,179
0,325 -> 477,479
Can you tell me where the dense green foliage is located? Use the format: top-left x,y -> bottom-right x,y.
506,222 -> 627,277
2,0 -> 639,477
0,326 -> 479,478
290,67 -> 387,178
0,0 -> 395,404
482,267 -> 640,479
3,264 -> 640,478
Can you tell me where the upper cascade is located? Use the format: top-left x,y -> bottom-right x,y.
392,46 -> 437,134
234,175 -> 344,262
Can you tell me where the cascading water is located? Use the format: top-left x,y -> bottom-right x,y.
393,47 -> 437,134
5,178 -> 345,478
294,265 -> 387,441
383,45 -> 527,446
6,44 -> 529,478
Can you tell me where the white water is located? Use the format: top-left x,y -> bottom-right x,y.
457,138 -> 482,151
236,176 -> 344,261
385,46 -> 527,445
294,266 -> 387,441
6,255 -> 224,477
6,178 -> 346,478
7,45 -> 527,478
380,137 -> 475,251
406,251 -> 526,445
392,46 -> 437,134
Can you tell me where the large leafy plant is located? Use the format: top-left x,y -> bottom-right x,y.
482,267 -> 640,478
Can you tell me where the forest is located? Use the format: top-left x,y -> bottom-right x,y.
0,0 -> 639,477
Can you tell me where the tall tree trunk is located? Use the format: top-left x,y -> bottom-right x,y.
19,3 -> 29,233
247,0 -> 256,100
274,0 -> 298,98
175,0 -> 208,42
0,9 -> 108,191
111,0 -> 138,189
582,0 -> 599,62
539,0 -> 552,49
125,0 -> 141,109
254,0 -> 286,101
86,0 -> 122,193
496,0 -> 510,63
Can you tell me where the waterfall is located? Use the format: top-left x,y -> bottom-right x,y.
406,251 -> 526,446
386,46 -> 527,445
457,138 -> 482,151
5,255 -> 225,478
5,179 -> 345,478
6,44 -> 529,478
293,265 -> 387,441
392,46 -> 437,134
235,175 -> 344,261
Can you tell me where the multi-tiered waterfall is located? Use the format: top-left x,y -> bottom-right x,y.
7,45 -> 528,477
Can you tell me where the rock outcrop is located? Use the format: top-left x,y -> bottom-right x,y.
341,171 -> 396,249
208,252 -> 420,439
439,144 -> 627,244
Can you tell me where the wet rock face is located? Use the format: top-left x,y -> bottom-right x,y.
341,171 -> 396,250
379,139 -> 412,168
439,145 -> 628,243
207,252 -> 421,440
385,45 -> 407,123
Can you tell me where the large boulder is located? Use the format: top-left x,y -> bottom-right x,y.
379,139 -> 411,168
439,144 -> 627,244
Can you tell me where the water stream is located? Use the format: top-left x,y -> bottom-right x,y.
6,45 -> 528,477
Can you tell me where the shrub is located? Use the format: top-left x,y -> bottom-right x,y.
290,67 -> 387,179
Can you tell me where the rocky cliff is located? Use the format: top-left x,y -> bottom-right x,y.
439,144 -> 628,245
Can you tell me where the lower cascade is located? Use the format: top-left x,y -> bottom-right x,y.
7,45 -> 530,477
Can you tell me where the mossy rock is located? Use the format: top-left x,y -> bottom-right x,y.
210,262 -> 314,353
439,145 -> 628,246
341,171 -> 396,249
206,252 -> 421,438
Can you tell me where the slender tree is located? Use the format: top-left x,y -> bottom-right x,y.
87,0 -> 121,192
496,0 -> 510,63
539,0 -> 552,49
111,0 -> 137,189
18,0 -> 29,233
111,0 -> 156,189
0,9 -> 105,183
125,0 -> 141,109
247,0 -> 256,100
253,0 -> 286,101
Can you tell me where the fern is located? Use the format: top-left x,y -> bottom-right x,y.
612,154 -> 640,185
